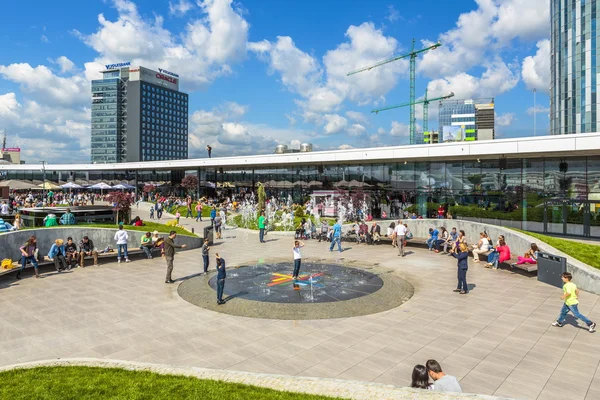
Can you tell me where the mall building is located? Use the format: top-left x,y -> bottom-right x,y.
2,133 -> 600,238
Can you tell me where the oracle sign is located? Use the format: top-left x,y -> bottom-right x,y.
156,73 -> 178,84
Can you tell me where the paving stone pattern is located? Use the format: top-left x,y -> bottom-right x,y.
0,209 -> 599,400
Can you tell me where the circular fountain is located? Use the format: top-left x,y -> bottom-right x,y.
178,261 -> 414,320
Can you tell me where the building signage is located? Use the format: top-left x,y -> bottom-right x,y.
1,148 -> 20,152
156,73 -> 178,84
158,68 -> 179,78
105,62 -> 131,70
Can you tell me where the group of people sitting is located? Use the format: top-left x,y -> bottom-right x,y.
349,221 -> 382,244
411,359 -> 462,392
424,225 -> 540,270
16,230 -> 166,279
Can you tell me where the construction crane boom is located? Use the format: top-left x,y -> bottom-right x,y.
346,41 -> 441,76
346,39 -> 441,144
372,91 -> 454,135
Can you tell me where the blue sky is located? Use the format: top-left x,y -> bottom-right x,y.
0,0 -> 550,163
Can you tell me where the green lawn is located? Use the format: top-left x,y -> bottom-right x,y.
512,229 -> 600,269
0,366 -> 346,400
21,221 -> 194,236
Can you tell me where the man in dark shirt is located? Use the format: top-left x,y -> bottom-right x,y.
201,238 -> 210,274
79,236 -> 98,268
163,230 -> 188,283
64,237 -> 78,270
216,253 -> 226,305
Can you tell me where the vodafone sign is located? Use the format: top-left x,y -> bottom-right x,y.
156,73 -> 178,84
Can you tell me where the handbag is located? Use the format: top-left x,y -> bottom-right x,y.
1,258 -> 13,269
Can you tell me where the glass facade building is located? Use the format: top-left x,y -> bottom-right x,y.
91,72 -> 125,163
91,65 -> 188,163
551,0 -> 599,134
138,82 -> 188,161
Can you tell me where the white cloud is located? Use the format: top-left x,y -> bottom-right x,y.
527,105 -> 550,115
338,144 -> 354,150
345,110 -> 368,124
221,122 -> 251,145
249,22 -> 406,114
0,63 -> 88,106
169,0 -> 193,15
492,0 -> 550,43
40,34 -> 49,43
347,123 -> 366,137
386,5 -> 400,23
496,112 -> 516,126
323,114 -> 348,134
0,92 -> 91,163
427,58 -> 520,99
389,121 -> 409,136
522,39 -> 550,93
54,56 -> 76,73
78,0 -> 249,90
285,113 -> 297,125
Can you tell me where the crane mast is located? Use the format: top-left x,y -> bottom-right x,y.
348,39 -> 441,144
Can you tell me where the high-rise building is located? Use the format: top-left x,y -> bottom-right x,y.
437,98 -> 495,143
551,0 -> 598,135
91,63 -> 189,163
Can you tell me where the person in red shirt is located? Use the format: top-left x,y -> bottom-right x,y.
437,205 -> 445,219
486,238 -> 510,270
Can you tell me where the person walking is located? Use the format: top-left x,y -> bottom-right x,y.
210,206 -> 217,226
185,199 -> 193,218
114,225 -> 130,263
552,272 -> 596,332
452,243 -> 469,294
216,253 -> 226,304
206,144 -> 212,158
156,202 -> 163,219
426,360 -> 463,393
258,211 -> 266,243
394,220 -> 407,256
292,240 -> 305,279
17,235 -> 39,279
329,220 -> 343,253
48,238 -> 68,272
201,238 -> 210,274
164,230 -> 188,283
195,201 -> 203,222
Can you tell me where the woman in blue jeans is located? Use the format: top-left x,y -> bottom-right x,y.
17,235 -> 39,279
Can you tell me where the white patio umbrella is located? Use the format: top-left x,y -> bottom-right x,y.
87,182 -> 113,190
112,183 -> 135,190
61,182 -> 83,189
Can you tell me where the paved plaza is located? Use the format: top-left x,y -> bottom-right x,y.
0,218 -> 599,400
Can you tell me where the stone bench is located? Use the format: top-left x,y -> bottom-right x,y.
0,247 -> 163,277
475,250 -> 537,272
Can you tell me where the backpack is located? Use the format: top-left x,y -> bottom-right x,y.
1,258 -> 14,269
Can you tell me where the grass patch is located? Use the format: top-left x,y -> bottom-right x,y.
0,366 -> 346,400
21,221 -> 193,236
511,228 -> 600,269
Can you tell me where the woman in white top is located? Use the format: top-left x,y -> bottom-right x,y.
471,232 -> 490,263
292,240 -> 305,279
114,224 -> 130,263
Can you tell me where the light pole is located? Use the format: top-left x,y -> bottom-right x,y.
533,88 -> 537,136
39,161 -> 46,209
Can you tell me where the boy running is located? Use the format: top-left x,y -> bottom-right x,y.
552,272 -> 596,332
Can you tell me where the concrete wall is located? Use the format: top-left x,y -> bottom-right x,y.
0,228 -> 201,261
378,218 -> 600,295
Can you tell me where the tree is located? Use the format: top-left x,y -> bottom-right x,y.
106,191 -> 135,224
181,174 -> 199,195
257,182 -> 266,214
143,184 -> 156,193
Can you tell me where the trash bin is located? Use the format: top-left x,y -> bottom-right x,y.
203,225 -> 214,245
537,252 -> 567,289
